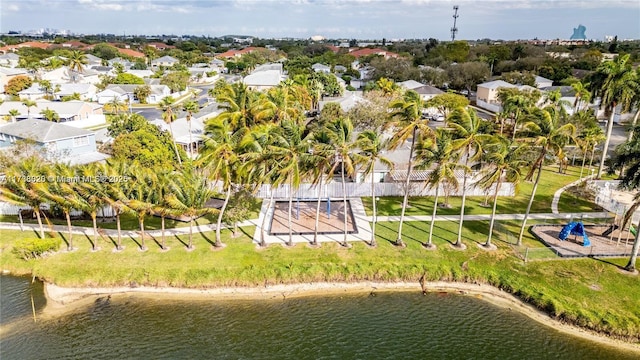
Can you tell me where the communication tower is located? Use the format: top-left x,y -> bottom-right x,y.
451,5 -> 459,41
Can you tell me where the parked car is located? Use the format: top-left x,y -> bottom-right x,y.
431,114 -> 445,122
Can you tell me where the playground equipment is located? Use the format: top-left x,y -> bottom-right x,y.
558,221 -> 591,247
601,224 -> 618,237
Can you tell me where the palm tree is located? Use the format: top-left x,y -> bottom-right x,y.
68,50 -> 88,83
326,117 -> 356,247
592,54 -> 638,178
40,108 -> 59,122
75,163 -> 105,251
182,99 -> 200,156
38,80 -> 53,100
354,130 -> 392,247
126,164 -> 158,251
477,137 -> 525,248
578,126 -> 605,180
306,127 -> 334,247
571,81 -> 591,113
166,167 -> 217,250
199,118 -> 246,248
152,169 -> 176,250
134,85 -> 152,105
215,82 -> 259,130
0,157 -> 47,239
35,163 -> 83,251
386,90 -> 433,246
159,96 -> 183,166
516,107 -> 576,245
8,109 -> 20,123
99,160 -> 131,251
22,99 -> 37,119
447,107 -> 488,248
107,96 -> 127,115
267,120 -> 308,247
414,129 -> 461,248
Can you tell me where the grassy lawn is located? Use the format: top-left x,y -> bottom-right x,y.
1,218 -> 638,341
362,165 -> 604,216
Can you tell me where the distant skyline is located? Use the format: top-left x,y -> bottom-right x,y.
1,0 -> 639,41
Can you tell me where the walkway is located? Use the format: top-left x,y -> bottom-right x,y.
551,175 -> 594,214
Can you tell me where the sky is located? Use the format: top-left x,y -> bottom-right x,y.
1,0 -> 639,41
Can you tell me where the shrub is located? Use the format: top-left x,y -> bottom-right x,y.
12,237 -> 60,260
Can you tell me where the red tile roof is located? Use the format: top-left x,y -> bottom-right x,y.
349,48 -> 399,59
0,41 -> 52,53
117,48 -> 145,58
216,47 -> 261,59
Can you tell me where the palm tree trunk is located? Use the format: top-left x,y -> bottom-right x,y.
116,210 -> 122,250
396,127 -> 417,246
260,190 -> 274,247
139,214 -> 146,250
579,148 -> 588,180
168,122 -> 182,166
625,219 -> 640,271
188,218 -> 193,249
427,186 -> 439,247
34,207 -> 44,239
313,175 -> 323,246
288,179 -> 294,247
215,185 -> 232,247
65,210 -> 73,250
597,105 -> 616,179
517,159 -> 544,246
341,163 -> 348,247
188,119 -> 193,156
485,178 -> 502,247
456,152 -> 471,247
161,215 -> 166,250
370,172 -> 377,247
92,213 -> 98,251
628,109 -> 640,142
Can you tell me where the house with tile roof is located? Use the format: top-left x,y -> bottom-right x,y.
348,48 -> 399,59
53,83 -> 98,101
0,100 -> 104,125
216,47 -> 260,59
151,55 -> 179,68
0,67 -> 29,95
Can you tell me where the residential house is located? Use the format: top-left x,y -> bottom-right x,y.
147,42 -> 175,51
98,84 -> 171,104
242,63 -> 286,91
216,47 -> 260,59
151,55 -> 179,68
398,80 -> 426,90
41,66 -> 101,85
108,57 -> 133,69
534,75 -> 553,89
334,65 -> 347,74
0,41 -> 51,53
17,83 -> 46,100
0,67 -> 29,95
475,80 -> 518,112
149,115 -> 208,157
125,69 -> 154,78
0,100 -> 104,126
54,83 -> 98,101
349,48 -> 400,59
0,118 -> 108,165
188,67 -> 220,83
319,92 -> 369,112
84,54 -> 104,67
312,63 -> 331,73
0,52 -> 20,67
412,85 -> 444,102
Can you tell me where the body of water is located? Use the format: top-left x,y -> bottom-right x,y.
1,275 -> 636,359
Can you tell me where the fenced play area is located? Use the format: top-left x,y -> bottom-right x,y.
269,199 -> 357,235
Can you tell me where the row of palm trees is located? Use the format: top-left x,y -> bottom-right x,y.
0,159 -> 215,252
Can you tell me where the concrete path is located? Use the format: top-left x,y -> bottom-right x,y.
551,175 -> 594,214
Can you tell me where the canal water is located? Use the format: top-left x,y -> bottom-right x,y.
1,275 -> 636,359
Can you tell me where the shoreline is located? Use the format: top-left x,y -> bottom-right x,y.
43,280 -> 640,353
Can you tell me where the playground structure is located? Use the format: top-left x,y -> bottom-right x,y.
531,222 -> 636,258
558,222 -> 590,247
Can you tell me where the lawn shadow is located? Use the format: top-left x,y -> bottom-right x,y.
129,234 -> 142,249
148,234 -> 163,249
376,222 -> 399,246
588,256 -> 627,271
173,234 -> 188,248
57,232 -> 70,249
199,230 -> 215,246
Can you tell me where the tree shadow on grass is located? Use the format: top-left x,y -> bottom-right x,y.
376,222 -> 399,246
129,235 -> 142,249
57,232 -> 70,249
199,230 -> 215,246
148,234 -> 163,249
173,234 -> 188,248
588,256 -> 627,271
